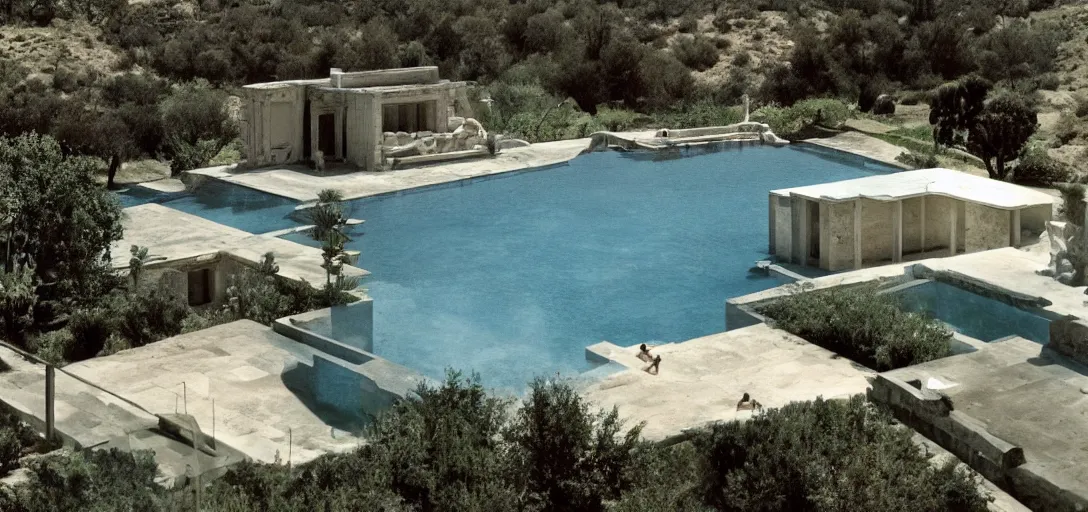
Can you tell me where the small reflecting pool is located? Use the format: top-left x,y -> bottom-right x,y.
891,280 -> 1053,344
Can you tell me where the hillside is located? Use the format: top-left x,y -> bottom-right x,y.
0,0 -> 1085,183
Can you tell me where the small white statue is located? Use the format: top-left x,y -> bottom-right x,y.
313,150 -> 325,174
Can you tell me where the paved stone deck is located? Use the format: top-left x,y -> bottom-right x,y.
63,320 -> 365,465
885,337 -> 1088,505
115,203 -> 369,285
803,131 -> 909,168
580,323 -> 874,441
187,138 -> 591,202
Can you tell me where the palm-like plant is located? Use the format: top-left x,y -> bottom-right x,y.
306,189 -> 357,295
128,245 -> 150,292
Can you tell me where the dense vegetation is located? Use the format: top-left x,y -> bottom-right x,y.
0,375 -> 990,511
0,0 -> 1078,172
759,284 -> 953,370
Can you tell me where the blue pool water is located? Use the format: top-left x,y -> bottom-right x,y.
120,179 -> 300,234
281,145 -> 895,390
123,144 -> 897,391
893,280 -> 1052,344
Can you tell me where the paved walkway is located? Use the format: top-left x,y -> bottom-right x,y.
580,323 -> 874,441
887,337 -> 1088,507
803,131 -> 909,168
187,139 -> 591,202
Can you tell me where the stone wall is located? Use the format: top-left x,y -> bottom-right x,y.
901,197 -> 923,254
869,374 -> 1025,483
924,196 -> 956,252
1020,204 -> 1053,235
1049,318 -> 1088,367
772,195 -> 792,260
964,202 -> 1010,253
824,201 -> 855,271
860,198 -> 893,263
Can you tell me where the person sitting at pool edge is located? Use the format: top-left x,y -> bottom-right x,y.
637,343 -> 653,362
645,355 -> 661,375
736,392 -> 763,412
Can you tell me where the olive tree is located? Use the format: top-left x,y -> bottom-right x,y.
966,94 -> 1038,181
0,134 -> 123,330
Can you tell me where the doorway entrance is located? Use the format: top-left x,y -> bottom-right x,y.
317,113 -> 335,157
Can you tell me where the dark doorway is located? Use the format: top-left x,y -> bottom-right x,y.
302,101 -> 312,160
187,268 -> 212,307
317,113 -> 335,157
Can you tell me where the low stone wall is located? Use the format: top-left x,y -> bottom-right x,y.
1049,318 -> 1088,367
1007,464 -> 1088,512
868,374 -> 1024,482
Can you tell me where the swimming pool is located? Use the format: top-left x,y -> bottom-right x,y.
124,144 -> 897,391
892,280 -> 1052,344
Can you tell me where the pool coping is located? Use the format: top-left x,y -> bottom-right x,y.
171,139 -> 909,207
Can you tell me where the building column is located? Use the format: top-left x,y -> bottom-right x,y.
853,199 -> 863,269
919,196 -> 926,253
949,204 -> 958,256
768,195 -> 776,255
797,199 -> 810,266
1010,209 -> 1021,247
334,108 -> 344,160
892,200 -> 903,263
309,109 -> 320,160
45,365 -> 55,442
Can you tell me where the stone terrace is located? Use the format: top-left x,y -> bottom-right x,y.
581,323 -> 874,441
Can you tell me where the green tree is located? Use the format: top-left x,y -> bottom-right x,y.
0,134 -> 123,330
693,396 -> 991,512
966,94 -> 1038,181
929,75 -> 992,151
160,83 -> 237,175
306,189 -> 358,304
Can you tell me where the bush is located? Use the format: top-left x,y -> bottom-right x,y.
1015,145 -> 1071,186
896,150 -> 939,169
692,396 -> 990,511
753,98 -> 852,137
671,35 -> 719,71
759,285 -> 953,370
33,328 -> 75,366
899,90 -> 928,105
0,428 -> 21,473
730,51 -> 751,67
2,448 -> 167,511
66,308 -> 114,362
113,287 -> 190,348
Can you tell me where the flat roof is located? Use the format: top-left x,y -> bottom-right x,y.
772,168 -> 1055,210
64,320 -> 365,464
113,204 -> 369,283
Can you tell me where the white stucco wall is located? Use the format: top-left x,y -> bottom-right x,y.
902,197 -> 924,254
964,202 -> 1011,253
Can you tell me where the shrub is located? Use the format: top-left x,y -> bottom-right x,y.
753,98 -> 852,137
671,35 -> 719,71
0,428 -> 23,474
899,90 -> 928,105
677,14 -> 697,33
1015,145 -> 1071,186
2,448 -> 167,511
731,51 -> 751,67
896,150 -> 939,169
33,328 -> 75,366
692,396 -> 990,511
759,285 -> 953,370
1054,112 -> 1081,145
65,308 -> 114,362
113,287 -> 190,348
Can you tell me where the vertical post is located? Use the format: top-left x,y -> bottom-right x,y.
212,398 -> 216,448
768,195 -> 777,255
892,200 -> 903,263
949,203 -> 958,256
919,196 -> 926,253
45,365 -> 55,442
798,199 -> 809,266
287,427 -> 293,468
183,382 -> 187,415
853,199 -> 863,269
1010,209 -> 1021,247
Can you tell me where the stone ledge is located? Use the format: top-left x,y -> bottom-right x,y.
1050,318 -> 1088,367
1007,463 -> 1088,512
